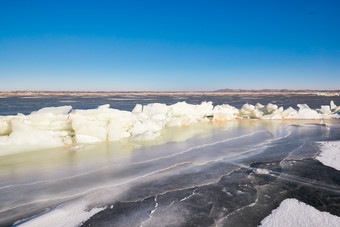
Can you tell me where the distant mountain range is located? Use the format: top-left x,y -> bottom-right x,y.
214,88 -> 340,92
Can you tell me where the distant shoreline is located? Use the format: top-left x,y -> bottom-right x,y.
0,90 -> 340,95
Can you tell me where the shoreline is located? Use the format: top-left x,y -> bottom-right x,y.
1,90 -> 340,95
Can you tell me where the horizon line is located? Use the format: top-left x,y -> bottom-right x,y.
1,89 -> 340,94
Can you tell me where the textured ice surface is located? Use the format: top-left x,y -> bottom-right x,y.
317,141 -> 340,171
0,100 -> 339,155
1,119 -> 340,226
260,198 -> 340,227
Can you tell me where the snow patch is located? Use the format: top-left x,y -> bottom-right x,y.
15,203 -> 105,227
316,141 -> 340,171
260,198 -> 340,227
254,168 -> 270,175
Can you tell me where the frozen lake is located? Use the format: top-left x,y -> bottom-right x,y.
0,94 -> 340,226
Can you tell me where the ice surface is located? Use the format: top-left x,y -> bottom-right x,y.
30,106 -> 72,115
317,93 -> 340,97
0,120 -> 65,155
260,198 -> 340,227
0,100 -> 339,155
331,100 -> 336,110
316,141 -> 340,171
289,104 -> 323,119
1,119 -> 340,226
319,105 -> 332,115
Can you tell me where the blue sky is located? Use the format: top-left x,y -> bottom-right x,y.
0,0 -> 339,91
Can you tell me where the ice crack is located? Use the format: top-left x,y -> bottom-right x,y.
216,197 -> 258,226
180,188 -> 198,202
139,195 -> 158,227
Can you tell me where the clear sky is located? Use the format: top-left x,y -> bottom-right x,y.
0,0 -> 339,91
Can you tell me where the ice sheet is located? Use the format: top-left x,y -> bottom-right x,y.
1,119 -> 340,226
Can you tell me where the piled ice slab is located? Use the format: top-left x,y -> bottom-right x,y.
0,101 -> 339,154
